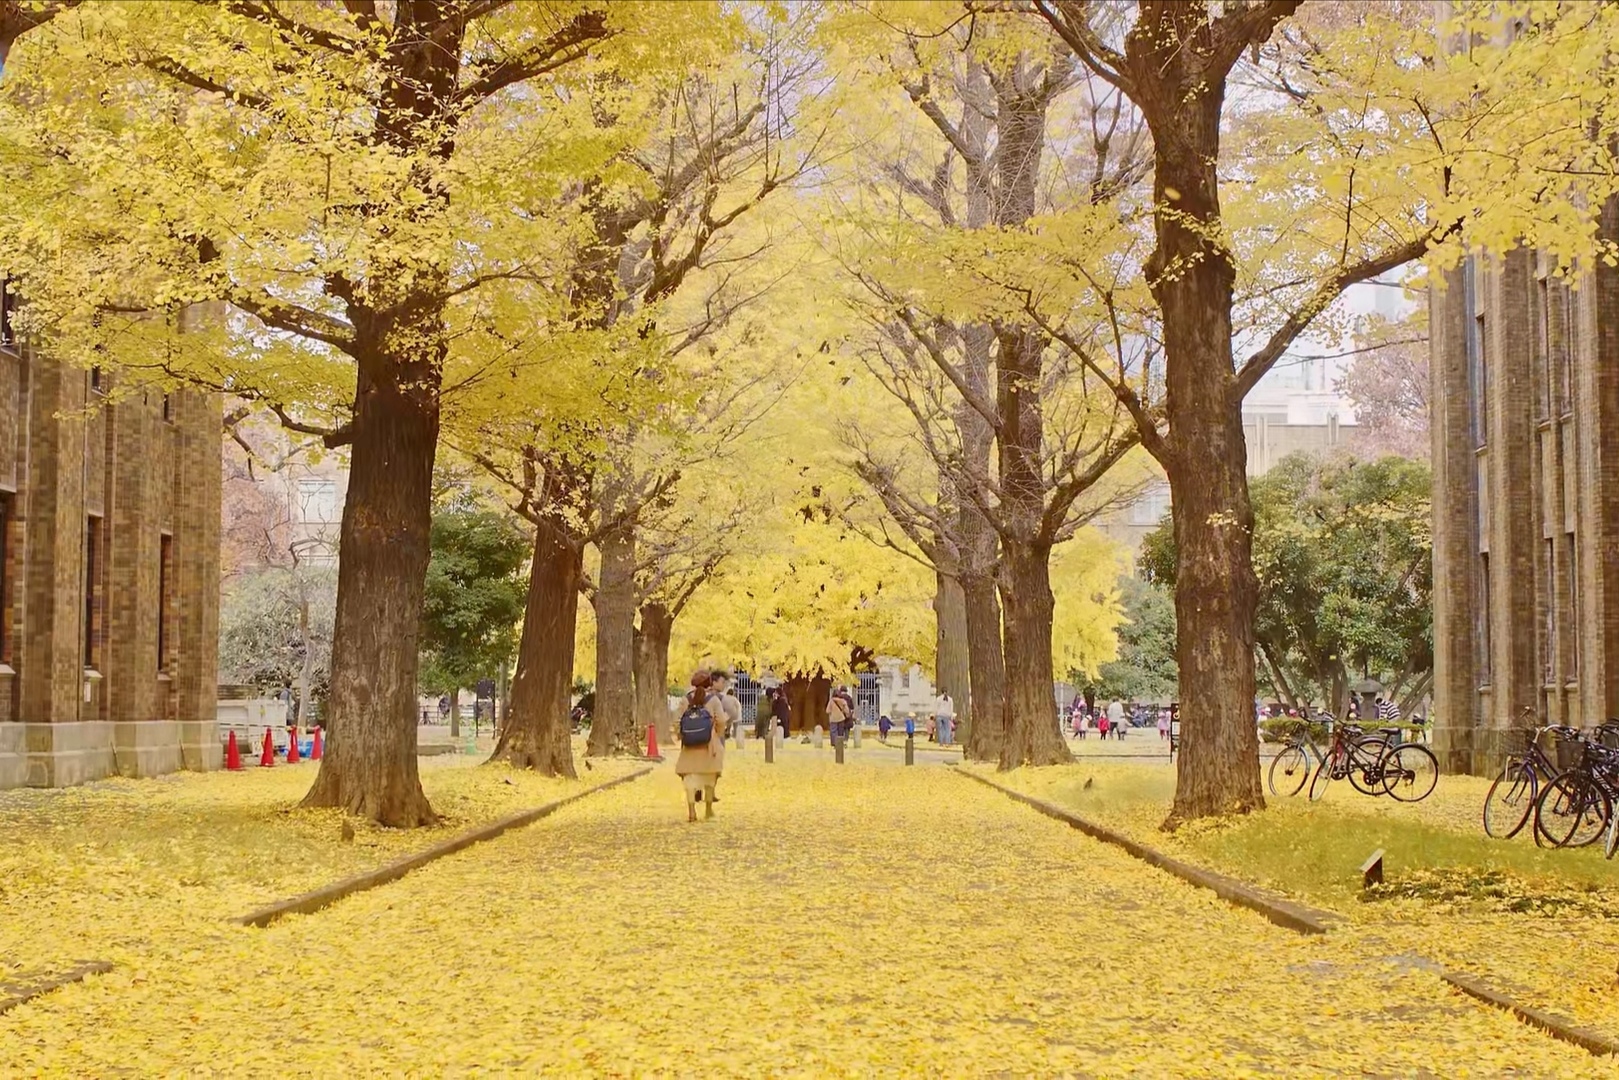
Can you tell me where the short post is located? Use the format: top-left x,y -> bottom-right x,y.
764,731 -> 774,764
904,735 -> 915,766
835,736 -> 845,764
1360,849 -> 1385,890
851,722 -> 862,749
777,723 -> 787,746
813,724 -> 823,749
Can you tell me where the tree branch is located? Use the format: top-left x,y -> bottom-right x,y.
454,10 -> 613,106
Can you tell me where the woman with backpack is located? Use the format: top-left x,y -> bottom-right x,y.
676,670 -> 728,821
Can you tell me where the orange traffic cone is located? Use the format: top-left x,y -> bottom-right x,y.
260,728 -> 275,767
645,724 -> 661,761
225,730 -> 243,771
311,727 -> 323,760
287,726 -> 301,764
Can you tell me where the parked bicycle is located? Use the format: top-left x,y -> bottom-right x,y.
1309,721 -> 1438,802
1481,718 -> 1571,839
1532,730 -> 1619,853
1268,719 -> 1325,798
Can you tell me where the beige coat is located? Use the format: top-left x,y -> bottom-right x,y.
674,695 -> 727,777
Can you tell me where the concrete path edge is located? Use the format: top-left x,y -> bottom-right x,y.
954,766 -> 1340,935
0,961 -> 114,1016
233,766 -> 653,928
958,767 -> 1619,1057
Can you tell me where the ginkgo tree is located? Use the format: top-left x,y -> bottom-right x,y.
0,0 -> 736,825
991,0 -> 1619,824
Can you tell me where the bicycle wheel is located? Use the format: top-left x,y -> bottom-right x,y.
1307,755 -> 1335,801
1535,773 -> 1610,849
1348,739 -> 1390,796
1605,806 -> 1619,860
1268,745 -> 1311,798
1483,760 -> 1536,838
1382,743 -> 1439,802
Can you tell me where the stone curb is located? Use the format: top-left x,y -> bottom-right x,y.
959,768 -> 1619,1056
953,767 -> 1339,936
0,960 -> 114,1016
232,766 -> 653,928
1441,970 -> 1619,1058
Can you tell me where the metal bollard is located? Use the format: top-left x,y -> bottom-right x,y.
764,733 -> 774,764
904,735 -> 915,766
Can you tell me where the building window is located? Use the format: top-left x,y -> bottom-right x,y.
1476,454 -> 1489,540
0,276 -> 15,351
158,534 -> 173,672
297,479 -> 339,524
1559,285 -> 1574,414
1543,537 -> 1555,684
1477,553 -> 1491,687
1465,260 -> 1487,448
1567,531 -> 1579,682
84,515 -> 103,670
1535,277 -> 1551,421
1128,484 -> 1172,527
0,493 -> 9,664
901,668 -> 911,691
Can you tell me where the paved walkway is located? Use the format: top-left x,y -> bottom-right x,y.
2,747 -> 1605,1075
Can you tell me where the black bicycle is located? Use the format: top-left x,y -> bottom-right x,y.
1482,722 -> 1571,839
1533,733 -> 1619,850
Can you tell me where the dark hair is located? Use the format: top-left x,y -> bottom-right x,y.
689,669 -> 712,709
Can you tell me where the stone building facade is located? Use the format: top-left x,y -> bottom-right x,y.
1430,204 -> 1619,774
0,289 -> 222,789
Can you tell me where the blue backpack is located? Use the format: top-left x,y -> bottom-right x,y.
679,702 -> 713,747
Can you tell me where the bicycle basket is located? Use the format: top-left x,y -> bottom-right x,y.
1503,728 -> 1536,756
1554,733 -> 1585,771
1597,722 -> 1619,751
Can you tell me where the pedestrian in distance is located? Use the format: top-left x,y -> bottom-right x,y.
826,688 -> 852,742
773,685 -> 791,740
1098,713 -> 1110,739
708,669 -> 742,800
676,670 -> 728,822
878,714 -> 892,742
1157,710 -> 1169,741
755,687 -> 773,741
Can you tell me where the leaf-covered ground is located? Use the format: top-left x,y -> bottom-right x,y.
2,744 -> 1611,1075
972,756 -> 1619,1047
0,743 -> 634,979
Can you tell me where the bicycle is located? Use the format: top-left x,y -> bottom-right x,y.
1308,722 -> 1395,801
1533,733 -> 1619,850
1481,721 -> 1569,839
1268,718 -> 1325,798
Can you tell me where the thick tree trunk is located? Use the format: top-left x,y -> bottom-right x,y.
1166,442 -> 1263,821
934,570 -> 971,709
783,674 -> 829,735
589,515 -> 637,756
961,569 -> 1006,761
998,538 -> 1069,768
301,351 -> 438,826
633,602 -> 674,747
492,506 -> 580,778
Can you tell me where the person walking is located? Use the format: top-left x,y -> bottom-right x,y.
676,670 -> 728,821
772,686 -> 791,741
878,714 -> 892,742
1157,710 -> 1169,741
1097,712 -> 1110,740
708,670 -> 742,798
938,693 -> 955,747
826,688 -> 852,743
1106,698 -> 1125,739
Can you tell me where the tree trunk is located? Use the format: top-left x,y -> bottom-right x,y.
1125,4 -> 1271,825
449,685 -> 460,739
1166,444 -> 1263,822
633,602 -> 674,748
783,674 -> 828,735
934,570 -> 971,708
492,498 -> 581,778
589,514 -> 637,755
961,569 -> 1006,761
998,539 -> 1070,769
301,350 -> 438,826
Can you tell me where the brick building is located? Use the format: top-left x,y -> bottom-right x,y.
0,287 -> 222,789
1430,206 -> 1619,774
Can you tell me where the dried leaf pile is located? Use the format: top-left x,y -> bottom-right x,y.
2,746 -> 1610,1075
